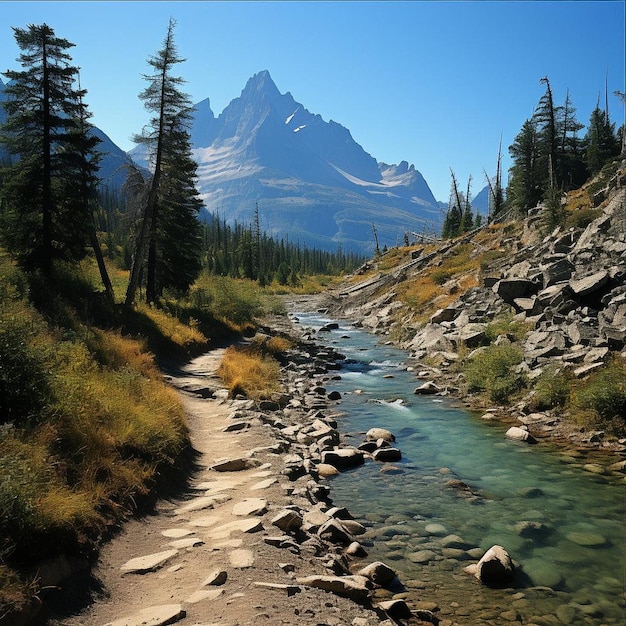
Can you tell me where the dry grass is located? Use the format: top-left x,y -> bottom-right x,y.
0,255 -> 192,614
217,345 -> 282,400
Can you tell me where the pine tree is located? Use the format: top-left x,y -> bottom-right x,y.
125,18 -> 202,305
507,119 -> 542,212
585,104 -> 620,175
155,119 -> 202,295
535,77 -> 560,191
485,137 -> 505,221
0,24 -> 98,274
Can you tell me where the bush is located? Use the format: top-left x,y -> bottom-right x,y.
485,313 -> 530,343
530,366 -> 573,411
571,359 -> 626,434
464,345 -> 526,404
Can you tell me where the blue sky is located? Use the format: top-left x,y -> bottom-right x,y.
1,1 -> 624,201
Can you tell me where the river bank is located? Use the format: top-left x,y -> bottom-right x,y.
42,304 -> 435,626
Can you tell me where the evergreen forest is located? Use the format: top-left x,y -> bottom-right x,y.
441,76 -> 624,238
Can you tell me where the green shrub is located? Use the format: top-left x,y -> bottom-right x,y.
485,313 -> 530,343
565,207 -> 602,230
572,359 -> 626,434
530,366 -> 573,411
464,344 -> 526,404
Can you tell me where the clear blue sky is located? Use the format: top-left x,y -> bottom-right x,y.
1,1 -> 624,201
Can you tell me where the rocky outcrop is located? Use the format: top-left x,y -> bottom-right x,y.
328,165 -> 626,450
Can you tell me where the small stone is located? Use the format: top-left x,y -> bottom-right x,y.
250,478 -> 277,490
407,550 -> 437,564
228,549 -> 255,568
120,549 -> 179,574
358,561 -> 397,586
424,523 -> 447,536
253,582 -> 302,596
566,531 -> 608,547
232,498 -> 268,516
184,588 -> 223,604
104,604 -> 185,626
271,509 -> 303,531
210,457 -> 259,472
167,537 -> 204,549
377,599 -> 412,619
202,569 -> 227,586
161,528 -> 193,538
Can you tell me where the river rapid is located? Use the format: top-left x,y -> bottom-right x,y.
293,310 -> 625,626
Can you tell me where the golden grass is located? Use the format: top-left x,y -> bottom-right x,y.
136,303 -> 207,354
0,253 -> 192,615
217,345 -> 282,400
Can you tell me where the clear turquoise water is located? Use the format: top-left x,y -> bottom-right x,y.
295,312 -> 625,625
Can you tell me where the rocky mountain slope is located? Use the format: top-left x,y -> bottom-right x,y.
325,161 -> 626,448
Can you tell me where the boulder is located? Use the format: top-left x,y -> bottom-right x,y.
569,270 -> 609,297
365,427 -> 395,442
317,519 -> 354,545
450,323 -> 488,349
296,574 -> 371,604
541,258 -> 575,287
430,306 -> 458,324
210,457 -> 259,472
372,447 -> 402,462
472,545 -> 515,586
493,278 -> 539,304
321,448 -> 364,469
414,381 -> 441,395
271,509 -> 303,532
357,561 -> 397,586
377,599 -> 413,620
505,426 -> 537,444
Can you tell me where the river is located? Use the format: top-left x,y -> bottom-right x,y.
294,310 -> 625,625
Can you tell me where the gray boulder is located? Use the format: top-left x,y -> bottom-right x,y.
296,574 -> 372,604
358,561 -> 397,586
493,278 -> 539,304
321,448 -> 364,469
569,270 -> 609,297
471,545 -> 515,586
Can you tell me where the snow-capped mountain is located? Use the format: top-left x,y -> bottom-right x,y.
131,70 -> 441,253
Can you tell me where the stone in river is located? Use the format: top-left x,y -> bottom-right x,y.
424,523 -> 447,536
407,550 -> 438,564
566,531 -> 608,547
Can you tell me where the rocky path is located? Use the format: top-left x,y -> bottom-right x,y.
50,344 -> 401,626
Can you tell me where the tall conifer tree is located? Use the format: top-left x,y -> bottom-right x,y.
125,18 -> 202,305
0,24 -> 98,274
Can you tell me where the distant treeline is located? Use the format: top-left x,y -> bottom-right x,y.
201,212 -> 365,285
97,189 -> 364,285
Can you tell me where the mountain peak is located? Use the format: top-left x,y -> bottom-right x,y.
242,70 -> 280,98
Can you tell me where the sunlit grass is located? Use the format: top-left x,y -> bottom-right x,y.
217,345 -> 282,400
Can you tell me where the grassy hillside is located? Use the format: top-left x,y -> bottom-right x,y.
0,254 -> 288,617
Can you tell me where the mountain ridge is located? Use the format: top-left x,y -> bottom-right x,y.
136,70 -> 442,253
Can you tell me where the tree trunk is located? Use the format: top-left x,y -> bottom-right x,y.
42,38 -> 53,275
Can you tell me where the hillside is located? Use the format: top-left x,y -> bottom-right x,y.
324,160 -> 626,444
